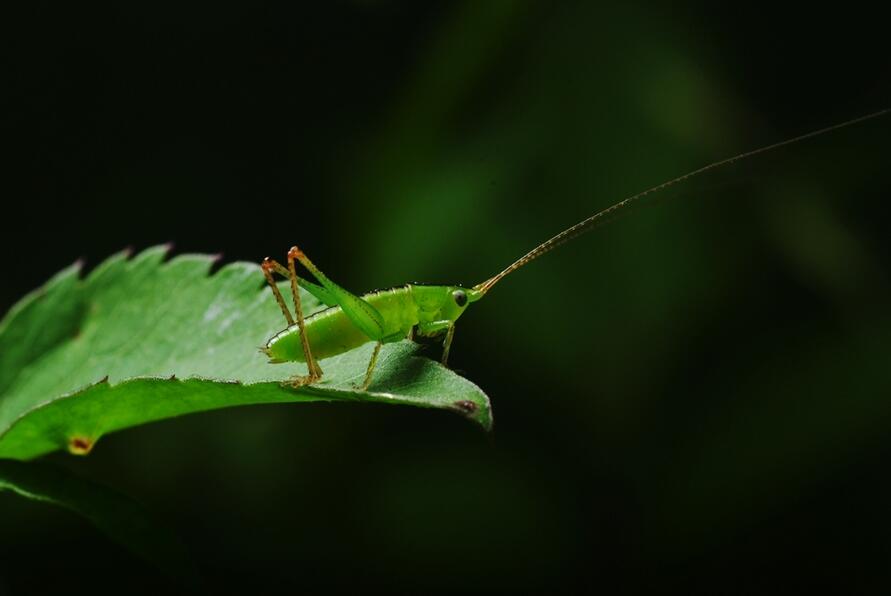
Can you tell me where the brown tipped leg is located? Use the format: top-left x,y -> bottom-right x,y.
262,254 -> 323,386
359,341 -> 383,391
262,258 -> 295,326
441,324 -> 455,366
288,371 -> 320,389
287,248 -> 323,380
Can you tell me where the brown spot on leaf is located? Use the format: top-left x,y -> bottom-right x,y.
68,436 -> 94,455
454,400 -> 477,414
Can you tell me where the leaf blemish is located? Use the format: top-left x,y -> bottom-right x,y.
68,436 -> 93,455
454,400 -> 477,414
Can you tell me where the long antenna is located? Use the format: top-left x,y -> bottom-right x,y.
473,108 -> 890,295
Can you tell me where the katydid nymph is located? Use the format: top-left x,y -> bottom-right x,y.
261,108 -> 889,390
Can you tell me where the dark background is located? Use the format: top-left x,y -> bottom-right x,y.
2,2 -> 890,592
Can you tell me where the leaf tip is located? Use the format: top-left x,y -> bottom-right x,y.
208,252 -> 225,276
452,399 -> 494,432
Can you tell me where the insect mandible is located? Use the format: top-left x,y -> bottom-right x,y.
261,108 -> 889,390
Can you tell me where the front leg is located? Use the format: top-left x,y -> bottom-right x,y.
441,324 -> 455,366
416,320 -> 456,366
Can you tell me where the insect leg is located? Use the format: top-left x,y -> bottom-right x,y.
415,320 -> 456,365
287,250 -> 323,381
289,246 -> 386,341
263,258 -> 338,307
261,258 -> 295,326
441,324 -> 456,366
360,341 -> 383,391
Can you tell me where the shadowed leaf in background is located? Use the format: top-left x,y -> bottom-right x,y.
0,458 -> 194,580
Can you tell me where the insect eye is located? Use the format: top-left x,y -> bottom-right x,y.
453,290 -> 468,307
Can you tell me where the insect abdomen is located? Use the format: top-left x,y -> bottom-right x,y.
265,286 -> 418,363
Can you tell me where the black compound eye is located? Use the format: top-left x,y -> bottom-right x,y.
452,290 -> 468,307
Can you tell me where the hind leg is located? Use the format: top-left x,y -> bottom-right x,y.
262,255 -> 323,386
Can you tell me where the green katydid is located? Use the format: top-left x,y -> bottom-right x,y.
261,108 -> 889,390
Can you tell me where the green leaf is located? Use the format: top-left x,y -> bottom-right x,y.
0,246 -> 492,460
0,459 -> 195,580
